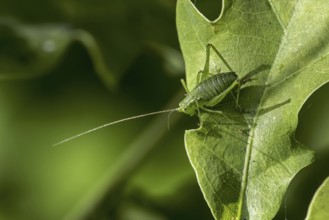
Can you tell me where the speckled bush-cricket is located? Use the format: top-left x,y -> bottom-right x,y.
53,43 -> 255,146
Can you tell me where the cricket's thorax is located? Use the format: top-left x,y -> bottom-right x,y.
178,72 -> 238,116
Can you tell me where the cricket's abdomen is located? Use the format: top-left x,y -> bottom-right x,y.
191,72 -> 238,101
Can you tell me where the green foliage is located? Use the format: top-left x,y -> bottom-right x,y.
0,1 -> 197,220
1,0 -> 329,219
177,0 -> 329,219
0,19 -> 114,83
306,177 -> 329,220
0,0 -> 177,87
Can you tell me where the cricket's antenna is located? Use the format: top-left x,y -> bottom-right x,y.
52,108 -> 178,147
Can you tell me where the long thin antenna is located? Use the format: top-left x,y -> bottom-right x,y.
52,108 -> 178,147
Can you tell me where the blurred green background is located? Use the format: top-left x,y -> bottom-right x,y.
0,0 -> 328,219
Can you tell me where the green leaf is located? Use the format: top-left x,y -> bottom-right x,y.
268,0 -> 297,28
0,18 -> 115,86
177,0 -> 329,219
0,0 -> 177,87
0,19 -> 72,78
306,177 -> 329,220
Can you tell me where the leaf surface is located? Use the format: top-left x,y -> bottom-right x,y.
306,177 -> 329,220
177,0 -> 329,219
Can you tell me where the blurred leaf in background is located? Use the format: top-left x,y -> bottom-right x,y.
0,0 -> 213,219
0,0 -> 182,86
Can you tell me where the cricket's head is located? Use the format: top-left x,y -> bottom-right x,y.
178,94 -> 198,116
